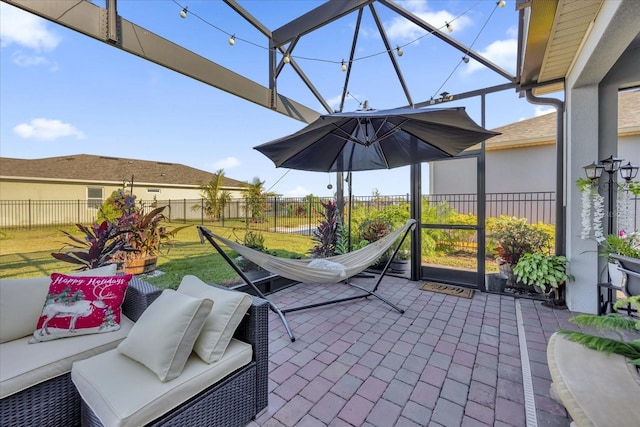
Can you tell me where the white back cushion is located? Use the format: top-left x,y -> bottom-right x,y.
117,290 -> 213,382
177,275 -> 253,363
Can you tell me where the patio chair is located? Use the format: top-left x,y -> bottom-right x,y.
197,219 -> 416,341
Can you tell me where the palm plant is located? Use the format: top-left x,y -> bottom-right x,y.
197,169 -> 230,221
558,296 -> 640,365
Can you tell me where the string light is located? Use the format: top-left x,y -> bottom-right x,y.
171,0 -> 503,74
462,56 -> 469,63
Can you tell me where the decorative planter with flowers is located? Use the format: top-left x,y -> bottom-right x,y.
578,176 -> 640,288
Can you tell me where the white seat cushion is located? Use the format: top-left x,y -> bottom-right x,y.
0,316 -> 133,399
72,339 -> 252,427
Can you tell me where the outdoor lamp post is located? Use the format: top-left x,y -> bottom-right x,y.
620,162 -> 640,182
583,156 -> 636,314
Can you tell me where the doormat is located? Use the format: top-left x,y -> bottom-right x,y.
420,282 -> 474,299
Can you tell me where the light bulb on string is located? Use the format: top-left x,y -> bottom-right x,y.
228,35 -> 236,46
462,56 -> 469,63
283,55 -> 290,64
445,22 -> 453,33
497,1 -> 506,7
396,46 -> 403,57
341,60 -> 347,72
179,7 -> 188,18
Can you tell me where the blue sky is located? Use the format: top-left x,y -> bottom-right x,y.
1,0 -> 556,197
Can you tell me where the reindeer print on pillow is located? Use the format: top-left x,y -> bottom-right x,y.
29,273 -> 131,343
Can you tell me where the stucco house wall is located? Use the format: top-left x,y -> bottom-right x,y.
430,90 -> 640,196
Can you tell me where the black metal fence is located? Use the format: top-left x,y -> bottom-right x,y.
2,192 -> 638,234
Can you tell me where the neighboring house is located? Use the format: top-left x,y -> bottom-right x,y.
0,154 -> 248,226
430,89 -> 640,195
0,154 -> 248,202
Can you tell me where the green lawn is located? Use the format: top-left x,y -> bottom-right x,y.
0,223 -> 315,290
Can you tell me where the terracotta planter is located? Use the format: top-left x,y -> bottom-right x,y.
124,256 -> 158,275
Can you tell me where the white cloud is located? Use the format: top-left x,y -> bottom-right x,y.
11,50 -> 58,70
534,106 -> 555,117
0,4 -> 61,51
385,1 -> 472,43
285,186 -> 310,197
213,157 -> 241,170
463,38 -> 517,75
13,118 -> 84,141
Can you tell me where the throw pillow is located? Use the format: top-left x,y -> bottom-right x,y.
177,275 -> 253,363
117,289 -> 213,382
30,273 -> 131,343
0,264 -> 118,344
308,258 -> 347,278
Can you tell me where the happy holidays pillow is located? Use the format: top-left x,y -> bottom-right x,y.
29,274 -> 132,343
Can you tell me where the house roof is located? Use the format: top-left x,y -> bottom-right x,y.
0,154 -> 247,188
481,89 -> 640,150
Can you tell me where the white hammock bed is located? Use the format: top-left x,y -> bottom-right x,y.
197,219 -> 416,341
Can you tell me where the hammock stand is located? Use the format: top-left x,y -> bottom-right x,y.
197,219 -> 416,342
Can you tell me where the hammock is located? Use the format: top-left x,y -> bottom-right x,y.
197,219 -> 416,341
204,219 -> 416,284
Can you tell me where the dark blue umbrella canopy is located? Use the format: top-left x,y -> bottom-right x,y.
255,107 -> 500,172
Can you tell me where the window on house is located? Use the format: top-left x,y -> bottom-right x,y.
87,187 -> 103,209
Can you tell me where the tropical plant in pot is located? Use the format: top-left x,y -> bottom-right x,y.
513,253 -> 575,307
103,190 -> 188,273
51,221 -> 136,270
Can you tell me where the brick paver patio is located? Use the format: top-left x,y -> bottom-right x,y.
247,275 -> 575,427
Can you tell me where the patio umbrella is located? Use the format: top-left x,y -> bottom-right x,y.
254,106 -> 500,172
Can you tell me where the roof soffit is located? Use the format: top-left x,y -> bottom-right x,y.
519,0 -> 604,95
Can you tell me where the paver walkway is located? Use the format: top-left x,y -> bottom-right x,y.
248,275 -> 575,427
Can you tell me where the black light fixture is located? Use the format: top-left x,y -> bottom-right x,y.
583,161 -> 604,180
619,162 -> 639,182
600,155 -> 623,173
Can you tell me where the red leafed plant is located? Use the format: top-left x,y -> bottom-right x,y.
51,221 -> 135,271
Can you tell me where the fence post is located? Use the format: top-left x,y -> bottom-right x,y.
272,197 -> 276,231
77,200 -> 81,224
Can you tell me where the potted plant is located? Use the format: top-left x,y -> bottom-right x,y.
601,230 -> 640,288
489,216 -> 550,289
513,252 -> 575,307
358,217 -> 392,269
51,221 -> 136,270
101,190 -> 188,274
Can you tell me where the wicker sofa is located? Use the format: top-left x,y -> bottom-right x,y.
0,271 -> 161,427
1,273 -> 269,427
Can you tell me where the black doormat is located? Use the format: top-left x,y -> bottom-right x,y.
420,282 -> 474,299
